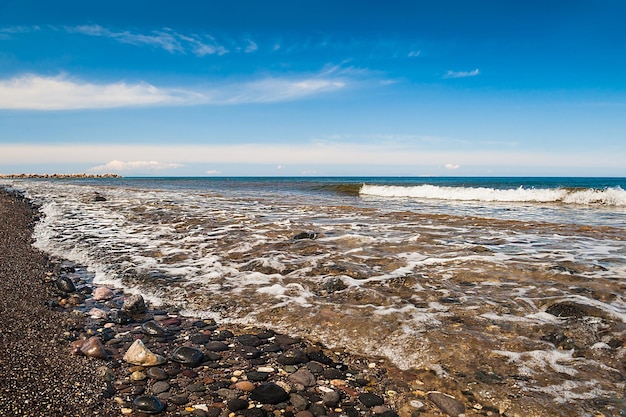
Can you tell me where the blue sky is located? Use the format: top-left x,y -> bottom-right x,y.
1,0 -> 625,176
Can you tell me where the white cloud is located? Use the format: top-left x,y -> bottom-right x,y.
205,170 -> 221,175
445,163 -> 460,170
90,160 -> 183,172
0,74 -> 204,110
444,69 -> 480,79
407,50 -> 421,57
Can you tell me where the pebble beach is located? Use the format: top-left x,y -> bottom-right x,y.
0,188 -> 470,417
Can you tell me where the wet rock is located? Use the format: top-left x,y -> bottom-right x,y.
89,307 -> 108,320
306,362 -> 325,374
169,394 -> 189,405
56,276 -> 76,293
277,349 -> 308,365
243,409 -> 268,417
186,382 -> 205,393
306,349 -> 333,365
189,333 -> 211,344
427,392 -> 465,417
290,393 -> 309,411
238,334 -> 262,346
124,339 -> 166,366
322,390 -> 341,407
292,231 -> 317,240
122,294 -> 147,315
288,369 -> 316,387
171,346 -> 204,367
323,368 -> 344,379
110,309 -> 131,324
250,382 -> 290,404
133,395 -> 165,414
358,393 -> 384,408
247,371 -> 270,381
142,320 -> 168,336
93,192 -> 107,202
80,336 -> 108,359
546,301 -> 606,319
237,345 -> 262,359
309,404 -> 327,416
235,381 -> 255,391
93,286 -> 115,301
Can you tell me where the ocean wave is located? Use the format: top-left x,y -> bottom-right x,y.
359,184 -> 626,206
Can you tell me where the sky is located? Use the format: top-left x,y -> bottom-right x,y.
1,0 -> 625,177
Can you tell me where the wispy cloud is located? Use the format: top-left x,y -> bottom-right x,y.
0,74 -> 204,110
0,69 -> 350,110
66,25 -> 238,56
445,163 -> 460,170
407,50 -> 421,57
444,69 -> 480,79
90,160 -> 183,172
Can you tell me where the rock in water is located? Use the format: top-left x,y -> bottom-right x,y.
250,383 -> 290,404
93,286 -> 115,301
170,346 -> 204,366
358,393 -> 384,407
124,339 -> 166,366
122,294 -> 147,315
56,276 -> 76,293
292,231 -> 317,240
80,336 -> 108,359
427,392 -> 465,417
133,395 -> 165,414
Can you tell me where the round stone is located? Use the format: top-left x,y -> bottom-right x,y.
235,381 -> 255,391
93,286 -> 115,301
80,336 -> 108,359
131,371 -> 147,381
150,381 -> 171,394
171,346 -> 204,366
56,276 -> 76,293
237,334 -> 262,346
122,294 -> 147,315
133,395 -> 165,414
246,371 -> 269,382
205,341 -> 229,352
146,367 -> 168,381
189,333 -> 211,344
250,383 -> 289,404
287,369 -> 316,387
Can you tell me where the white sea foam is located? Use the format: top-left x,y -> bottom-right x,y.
360,184 -> 626,206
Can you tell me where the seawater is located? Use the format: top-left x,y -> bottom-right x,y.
2,176 -> 625,416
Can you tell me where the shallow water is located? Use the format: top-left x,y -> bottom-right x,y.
3,177 -> 625,416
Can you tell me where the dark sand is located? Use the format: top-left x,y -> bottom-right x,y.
0,189 -> 116,416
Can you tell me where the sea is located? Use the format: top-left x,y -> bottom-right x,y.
2,176 -> 625,416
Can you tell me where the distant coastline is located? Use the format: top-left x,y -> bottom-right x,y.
0,173 -> 122,179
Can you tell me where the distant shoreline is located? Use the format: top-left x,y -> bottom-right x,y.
0,173 -> 122,179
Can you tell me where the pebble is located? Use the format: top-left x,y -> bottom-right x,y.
427,392 -> 465,417
288,369 -> 317,387
171,346 -> 204,366
235,381 -> 256,391
151,381 -> 171,394
205,341 -> 230,351
93,286 -> 115,300
277,349 -> 308,365
56,276 -> 76,293
80,336 -> 108,359
123,339 -> 166,366
130,371 -> 147,381
257,366 -> 275,373
227,398 -> 249,411
133,395 -> 166,414
142,320 -> 168,336
122,294 -> 147,315
358,393 -> 385,408
146,367 -> 168,381
250,383 -> 290,404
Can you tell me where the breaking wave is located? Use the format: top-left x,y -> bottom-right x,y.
360,184 -> 626,206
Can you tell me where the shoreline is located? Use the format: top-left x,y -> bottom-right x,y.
0,173 -> 122,179
0,188 -> 464,417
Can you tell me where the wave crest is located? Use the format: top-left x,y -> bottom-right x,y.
359,184 -> 626,206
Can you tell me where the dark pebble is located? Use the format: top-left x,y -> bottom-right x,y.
238,345 -> 262,359
246,371 -> 270,381
274,335 -> 299,345
133,395 -> 165,414
250,383 -> 290,404
212,330 -> 234,340
277,349 -> 308,365
256,330 -> 275,339
243,409 -> 268,417
227,398 -> 250,411
238,334 -> 262,346
122,294 -> 147,315
203,351 -> 221,362
308,404 -> 327,416
206,408 -> 222,417
109,309 -> 131,324
358,393 -> 384,408
306,362 -> 325,374
56,276 -> 76,293
261,343 -> 282,353
171,346 -> 204,366
306,350 -> 333,365
186,383 -> 206,393
170,394 -> 189,405
323,368 -> 344,379
146,368 -> 168,381
292,232 -> 317,240
205,341 -> 230,352
142,320 -> 167,336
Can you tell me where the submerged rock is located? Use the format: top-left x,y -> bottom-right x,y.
123,339 -> 166,366
93,286 -> 115,301
292,231 -> 317,240
427,392 -> 465,417
142,320 -> 168,336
